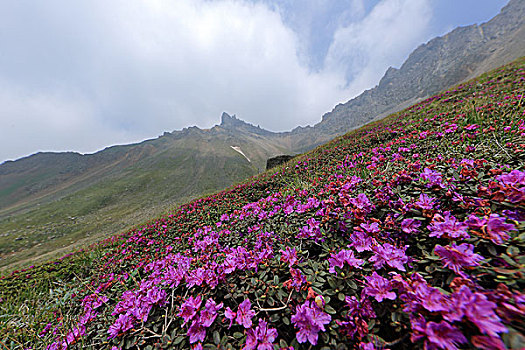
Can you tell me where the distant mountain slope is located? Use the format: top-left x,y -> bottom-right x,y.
0,113 -> 291,269
288,0 -> 525,151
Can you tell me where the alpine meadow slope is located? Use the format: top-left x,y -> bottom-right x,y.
2,0 -> 525,272
0,113 -> 290,271
1,57 -> 523,349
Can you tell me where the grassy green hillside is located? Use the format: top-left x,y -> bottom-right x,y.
0,122 -> 291,272
0,58 -> 524,349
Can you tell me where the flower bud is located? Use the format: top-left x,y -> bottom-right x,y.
315,295 -> 325,308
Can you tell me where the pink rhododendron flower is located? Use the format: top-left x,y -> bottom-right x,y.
497,169 -> 525,186
291,300 -> 331,345
280,247 -> 298,266
486,214 -> 515,244
428,212 -> 469,239
243,319 -> 278,350
224,307 -> 236,328
236,299 -> 256,328
178,295 -> 202,325
414,193 -> 436,210
328,249 -> 363,273
363,272 -> 396,302
434,243 -> 483,276
445,286 -> 508,337
370,244 -> 409,271
200,298 -> 223,327
400,218 -> 421,234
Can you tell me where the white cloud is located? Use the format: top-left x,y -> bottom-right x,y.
0,0 -> 434,162
0,82 -> 134,161
324,0 -> 432,96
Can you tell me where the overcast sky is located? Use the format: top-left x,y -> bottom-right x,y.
0,0 -> 509,163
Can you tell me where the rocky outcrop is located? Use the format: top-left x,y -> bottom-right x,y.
266,155 -> 296,170
219,112 -> 275,137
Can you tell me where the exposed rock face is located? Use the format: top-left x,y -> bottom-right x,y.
291,0 -> 525,147
219,112 -> 274,137
266,155 -> 296,170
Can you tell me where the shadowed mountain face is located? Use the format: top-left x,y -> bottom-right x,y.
1,0 -> 524,269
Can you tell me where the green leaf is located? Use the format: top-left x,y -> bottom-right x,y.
173,336 -> 185,345
500,254 -> 518,267
347,280 -> 358,289
273,275 -> 279,285
325,305 -> 336,314
213,331 -> 220,345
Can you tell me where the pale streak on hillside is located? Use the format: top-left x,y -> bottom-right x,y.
231,146 -> 251,163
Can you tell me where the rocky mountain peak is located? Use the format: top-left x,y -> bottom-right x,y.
219,112 -> 274,136
220,112 -> 242,128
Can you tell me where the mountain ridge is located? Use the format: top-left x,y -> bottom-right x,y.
290,0 -> 525,149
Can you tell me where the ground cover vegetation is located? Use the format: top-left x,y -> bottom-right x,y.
0,58 -> 524,349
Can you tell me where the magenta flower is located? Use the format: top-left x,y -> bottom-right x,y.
363,272 -> 396,302
255,319 -> 278,350
416,284 -> 448,313
434,243 -> 483,276
428,212 -> 469,239
307,196 -> 321,208
369,243 -> 408,271
400,218 -> 421,234
186,268 -> 207,288
65,326 -> 86,345
236,299 -> 256,328
200,298 -> 223,327
108,313 -> 133,339
345,295 -> 376,319
328,249 -> 363,273
289,267 -> 307,291
414,193 -> 436,210
145,285 -> 167,306
497,169 -> 525,186
244,319 -> 278,350
82,293 -> 108,311
244,328 -> 258,350
283,204 -> 294,215
465,214 -> 486,230
420,168 -> 444,188
188,319 -> 206,344
359,222 -> 380,234
486,214 -> 515,244
423,320 -> 467,350
291,300 -> 331,345
359,342 -> 377,350
349,193 -> 375,213
348,230 -> 375,252
446,286 -> 508,337
298,218 -> 322,240
280,247 -> 298,266
224,307 -> 236,328
178,295 -> 202,325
